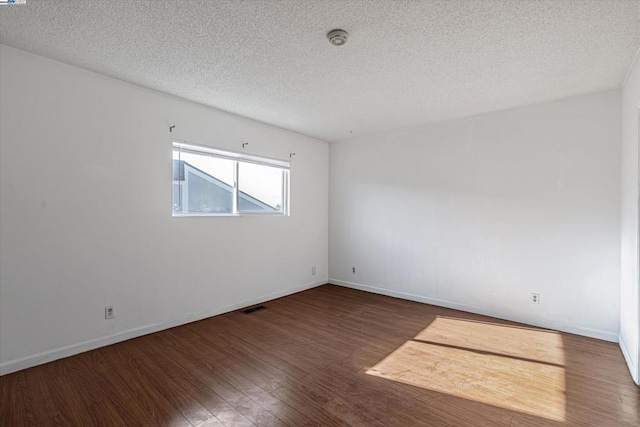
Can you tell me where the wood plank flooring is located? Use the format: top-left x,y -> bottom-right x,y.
1,284 -> 638,426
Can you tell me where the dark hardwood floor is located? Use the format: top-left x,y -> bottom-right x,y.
1,285 -> 638,426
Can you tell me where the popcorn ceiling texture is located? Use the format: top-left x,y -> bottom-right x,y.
0,0 -> 639,142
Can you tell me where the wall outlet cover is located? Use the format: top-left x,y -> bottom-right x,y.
105,305 -> 115,319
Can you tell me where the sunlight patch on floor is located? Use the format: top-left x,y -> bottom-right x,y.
415,316 -> 566,365
366,316 -> 566,422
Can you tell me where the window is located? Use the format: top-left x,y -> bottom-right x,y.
172,142 -> 289,216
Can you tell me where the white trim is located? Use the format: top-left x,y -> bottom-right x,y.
172,212 -> 287,217
233,159 -> 239,213
173,141 -> 290,169
636,105 -> 640,385
619,334 -> 640,385
0,279 -> 327,376
330,278 -> 619,343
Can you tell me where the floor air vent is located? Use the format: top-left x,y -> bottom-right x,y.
242,305 -> 266,314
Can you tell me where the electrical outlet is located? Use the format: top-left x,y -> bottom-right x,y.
352,266 -> 356,274
312,266 -> 316,275
531,293 -> 540,304
105,305 -> 115,319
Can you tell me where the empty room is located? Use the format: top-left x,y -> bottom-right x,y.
1,0 -> 639,426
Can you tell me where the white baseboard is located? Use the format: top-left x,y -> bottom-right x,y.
330,278 -> 619,343
0,279 -> 327,376
619,334 -> 639,385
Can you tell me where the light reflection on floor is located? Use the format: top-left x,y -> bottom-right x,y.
366,316 -> 566,422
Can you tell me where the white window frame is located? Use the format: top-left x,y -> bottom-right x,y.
172,141 -> 290,217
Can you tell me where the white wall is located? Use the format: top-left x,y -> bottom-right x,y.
620,50 -> 640,385
330,90 -> 622,342
0,45 -> 329,374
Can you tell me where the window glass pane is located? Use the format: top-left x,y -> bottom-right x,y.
237,162 -> 284,212
172,149 -> 235,214
172,143 -> 289,216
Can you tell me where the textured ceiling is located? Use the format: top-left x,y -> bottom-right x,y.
1,1 -> 639,142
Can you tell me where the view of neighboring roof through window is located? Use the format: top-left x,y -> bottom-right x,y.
172,142 -> 290,216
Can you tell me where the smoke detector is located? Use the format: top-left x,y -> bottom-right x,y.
328,29 -> 348,46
